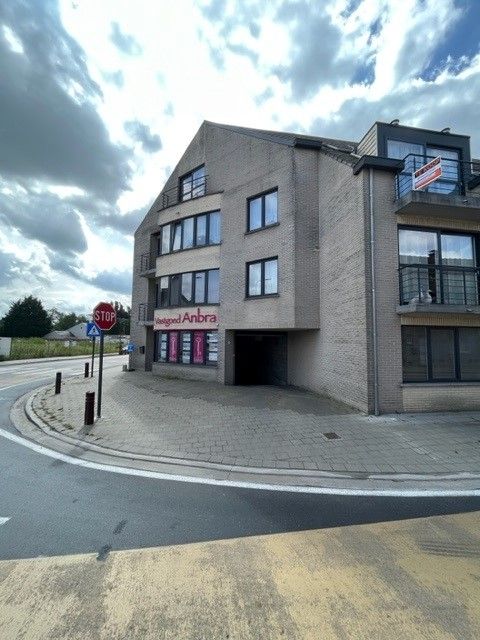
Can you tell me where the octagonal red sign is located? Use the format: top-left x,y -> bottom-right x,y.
93,302 -> 117,331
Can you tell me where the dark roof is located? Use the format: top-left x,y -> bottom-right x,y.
205,121 -> 359,165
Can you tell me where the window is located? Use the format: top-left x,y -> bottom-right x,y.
207,268 -> 219,304
155,330 -> 218,366
156,269 -> 220,308
183,217 -> 194,249
206,331 -> 218,363
194,271 -> 206,303
181,332 -> 192,364
247,189 -> 278,232
170,274 -> 181,306
398,227 -> 479,305
402,326 -> 480,382
180,165 -> 205,201
160,224 -> 171,255
181,272 -> 193,304
159,211 -> 220,255
172,222 -> 182,251
158,277 -> 169,308
247,257 -> 278,297
196,215 -> 207,246
209,211 -> 221,244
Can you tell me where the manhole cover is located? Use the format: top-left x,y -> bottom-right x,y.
323,432 -> 340,440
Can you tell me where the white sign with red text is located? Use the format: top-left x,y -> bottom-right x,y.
154,306 -> 219,330
413,156 -> 442,190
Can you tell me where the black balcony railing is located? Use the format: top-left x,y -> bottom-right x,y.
158,175 -> 208,210
139,252 -> 155,273
138,303 -> 155,322
395,154 -> 477,199
399,263 -> 480,306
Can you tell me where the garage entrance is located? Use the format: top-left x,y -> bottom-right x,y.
235,332 -> 287,385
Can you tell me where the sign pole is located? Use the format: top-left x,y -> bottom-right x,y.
91,336 -> 95,377
97,330 -> 104,418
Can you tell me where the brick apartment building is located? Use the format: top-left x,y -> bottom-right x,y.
130,120 -> 480,413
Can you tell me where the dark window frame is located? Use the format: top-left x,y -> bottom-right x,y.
157,210 -> 221,256
246,256 -> 279,298
154,329 -> 218,366
397,225 -> 480,305
156,268 -> 220,308
402,325 -> 480,383
246,188 -> 278,232
179,165 -> 206,202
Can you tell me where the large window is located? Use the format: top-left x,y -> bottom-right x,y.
388,139 -> 461,195
398,227 -> 479,305
247,189 -> 278,232
156,269 -> 220,308
180,165 -> 205,201
155,330 -> 218,366
158,211 -> 220,255
402,326 -> 480,382
247,257 -> 278,297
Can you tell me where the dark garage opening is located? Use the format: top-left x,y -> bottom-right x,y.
235,332 -> 287,385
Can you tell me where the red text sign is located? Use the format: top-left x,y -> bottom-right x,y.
154,306 -> 219,330
413,156 -> 442,190
93,302 -> 117,331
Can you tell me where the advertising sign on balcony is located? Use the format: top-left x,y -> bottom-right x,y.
154,306 -> 219,330
413,156 -> 442,190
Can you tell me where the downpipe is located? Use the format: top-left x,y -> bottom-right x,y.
369,168 -> 380,416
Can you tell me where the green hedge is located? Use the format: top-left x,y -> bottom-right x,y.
7,338 -> 121,360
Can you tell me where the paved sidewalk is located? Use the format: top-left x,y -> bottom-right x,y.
29,368 -> 480,474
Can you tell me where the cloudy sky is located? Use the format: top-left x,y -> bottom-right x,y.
1,0 -> 479,317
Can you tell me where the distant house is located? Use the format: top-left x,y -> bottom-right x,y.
44,323 -> 89,341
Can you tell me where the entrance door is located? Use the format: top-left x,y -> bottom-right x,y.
235,332 -> 287,385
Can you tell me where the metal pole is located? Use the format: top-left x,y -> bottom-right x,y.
84,362 -> 89,378
55,371 -> 62,395
84,391 -> 95,425
97,331 -> 104,418
91,336 -> 95,377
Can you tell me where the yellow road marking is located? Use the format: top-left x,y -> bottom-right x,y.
0,511 -> 479,639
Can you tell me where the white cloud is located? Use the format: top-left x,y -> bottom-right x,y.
1,0 -> 479,319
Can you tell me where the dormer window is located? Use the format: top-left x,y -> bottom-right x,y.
180,165 -> 206,201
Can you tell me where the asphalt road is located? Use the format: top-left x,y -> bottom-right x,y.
1,357 -> 480,562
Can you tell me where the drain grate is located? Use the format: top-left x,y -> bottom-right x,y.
323,431 -> 340,440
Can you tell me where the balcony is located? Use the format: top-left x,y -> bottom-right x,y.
138,303 -> 155,324
398,264 -> 480,315
138,252 -> 156,276
394,154 -> 480,220
158,174 -> 208,211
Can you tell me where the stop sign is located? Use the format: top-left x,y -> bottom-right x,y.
93,302 -> 117,331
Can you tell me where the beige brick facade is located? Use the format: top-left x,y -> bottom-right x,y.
131,120 -> 480,413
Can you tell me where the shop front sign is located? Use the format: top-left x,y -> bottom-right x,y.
154,306 -> 219,330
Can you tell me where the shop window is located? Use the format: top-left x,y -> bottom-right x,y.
155,330 -> 218,366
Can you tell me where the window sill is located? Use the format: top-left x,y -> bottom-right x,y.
401,381 -> 480,387
156,303 -> 220,310
245,222 -> 280,236
244,293 -> 280,301
158,242 -> 221,258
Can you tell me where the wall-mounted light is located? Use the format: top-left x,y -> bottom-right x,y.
390,119 -> 400,125
441,127 -> 451,134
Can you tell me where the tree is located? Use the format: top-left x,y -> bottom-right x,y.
1,296 -> 52,337
108,301 -> 131,335
48,309 -> 90,331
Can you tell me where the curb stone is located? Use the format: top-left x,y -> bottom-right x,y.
19,382 -> 480,486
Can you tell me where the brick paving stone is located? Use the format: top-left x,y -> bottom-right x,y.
30,368 -> 480,475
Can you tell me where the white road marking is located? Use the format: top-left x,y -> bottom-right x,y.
0,426 -> 479,497
0,518 -> 10,527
